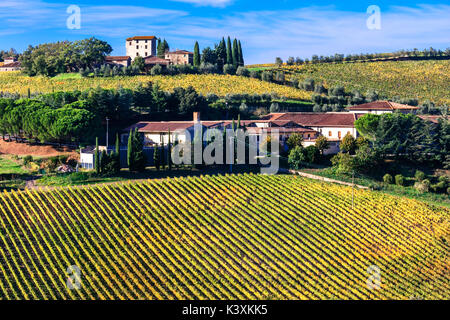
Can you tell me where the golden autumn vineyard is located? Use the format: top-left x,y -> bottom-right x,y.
0,72 -> 312,101
0,174 -> 449,300
249,60 -> 450,105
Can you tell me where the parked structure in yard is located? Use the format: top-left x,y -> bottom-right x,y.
347,101 -> 419,114
165,50 -> 194,65
126,36 -> 157,60
0,57 -> 21,72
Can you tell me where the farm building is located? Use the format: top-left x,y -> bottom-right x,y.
0,57 -> 21,72
347,101 -> 419,114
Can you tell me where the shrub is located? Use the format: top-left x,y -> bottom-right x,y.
369,183 -> 382,191
414,182 -> 429,193
383,173 -> 393,184
415,170 -> 426,182
23,155 -> 33,166
431,181 -> 446,193
150,64 -> 163,76
261,71 -> 273,82
286,133 -> 304,150
223,64 -> 236,75
249,70 -> 259,79
305,145 -> 320,164
447,187 -> 450,195
288,146 -> 306,170
236,66 -> 250,77
395,174 -> 404,186
331,152 -> 354,175
270,102 -> 280,113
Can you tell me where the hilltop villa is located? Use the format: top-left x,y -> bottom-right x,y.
106,36 -> 193,68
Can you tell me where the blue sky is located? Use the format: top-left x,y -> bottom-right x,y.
0,0 -> 449,64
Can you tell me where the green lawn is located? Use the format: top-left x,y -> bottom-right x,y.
0,156 -> 28,175
52,73 -> 82,80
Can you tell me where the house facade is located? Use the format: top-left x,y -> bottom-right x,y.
165,50 -> 194,65
0,57 -> 21,72
126,36 -> 157,60
105,56 -> 131,67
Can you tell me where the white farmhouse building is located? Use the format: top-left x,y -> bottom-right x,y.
126,36 -> 157,61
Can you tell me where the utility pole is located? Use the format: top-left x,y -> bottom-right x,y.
106,117 -> 110,149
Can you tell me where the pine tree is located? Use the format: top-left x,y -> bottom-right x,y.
194,42 -> 200,67
232,39 -> 238,67
238,40 -> 244,66
226,36 -> 233,65
95,137 -> 100,174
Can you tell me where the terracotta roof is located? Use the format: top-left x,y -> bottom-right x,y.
0,61 -> 21,68
105,56 -> 130,61
418,115 -> 447,124
144,56 -> 170,65
126,36 -> 156,41
167,50 -> 193,55
264,112 -> 357,127
348,101 -> 419,111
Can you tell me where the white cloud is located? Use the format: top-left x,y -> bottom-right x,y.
168,0 -> 233,8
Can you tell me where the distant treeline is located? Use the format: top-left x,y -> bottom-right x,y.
0,83 -> 289,144
278,47 -> 450,65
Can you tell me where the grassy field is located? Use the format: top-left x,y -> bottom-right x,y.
0,156 -> 28,175
0,174 -> 448,299
248,60 -> 450,105
0,72 -> 312,101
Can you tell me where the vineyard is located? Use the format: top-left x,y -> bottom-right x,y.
0,174 -> 448,300
249,60 -> 450,105
0,72 -> 311,101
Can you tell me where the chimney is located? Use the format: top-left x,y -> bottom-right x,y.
193,112 -> 201,123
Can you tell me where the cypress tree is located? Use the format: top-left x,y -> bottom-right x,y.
238,40 -> 244,66
232,39 -> 238,67
127,129 -> 133,169
226,37 -> 233,65
153,143 -> 160,171
95,137 -> 100,174
194,42 -> 200,67
163,39 -> 169,52
115,132 -> 120,154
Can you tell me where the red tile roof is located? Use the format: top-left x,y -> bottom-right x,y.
347,101 -> 419,111
418,115 -> 447,124
0,61 -> 21,68
144,56 -> 170,65
167,50 -> 193,55
126,36 -> 156,41
265,112 -> 357,127
105,56 -> 130,61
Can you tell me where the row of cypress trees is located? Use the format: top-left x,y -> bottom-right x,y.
193,37 -> 244,68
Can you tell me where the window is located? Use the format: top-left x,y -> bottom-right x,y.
145,40 -> 148,43
136,45 -> 139,49
129,42 -> 132,46
136,52 -> 139,56
338,131 -> 341,139
145,52 -> 148,57
145,45 -> 148,49
328,131 -> 332,137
